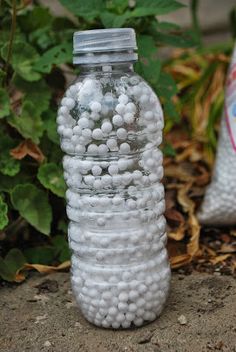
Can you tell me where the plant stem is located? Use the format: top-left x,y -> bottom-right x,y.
190,0 -> 203,48
3,0 -> 17,86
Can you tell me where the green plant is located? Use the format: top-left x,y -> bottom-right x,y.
0,0 -> 196,281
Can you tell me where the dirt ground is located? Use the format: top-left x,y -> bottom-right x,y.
0,272 -> 235,352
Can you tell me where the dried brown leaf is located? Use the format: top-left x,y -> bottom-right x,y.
10,139 -> 45,163
210,254 -> 231,265
24,260 -> 70,273
170,254 -> 192,269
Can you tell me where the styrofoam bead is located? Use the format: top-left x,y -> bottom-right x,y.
112,114 -> 124,126
108,307 -> 118,316
118,301 -> 128,312
125,102 -> 136,113
118,94 -> 129,105
92,128 -> 103,140
112,322 -> 120,329
90,101 -> 102,113
84,175 -> 95,186
136,298 -> 146,308
94,179 -> 103,190
124,112 -> 135,124
144,111 -> 154,120
115,103 -> 126,115
91,165 -> 102,176
107,138 -> 118,151
134,317 -> 143,326
122,320 -> 131,328
73,125 -> 82,135
101,174 -> 112,187
98,144 -> 109,155
140,94 -> 149,104
108,164 -> 119,175
112,175 -> 122,187
119,143 -> 130,153
101,121 -> 113,134
125,312 -> 135,321
87,144 -> 98,154
116,128 -> 127,140
132,170 -> 142,180
126,199 -> 137,210
90,112 -> 100,121
118,292 -> 129,302
82,128 -> 92,139
78,117 -> 90,129
118,158 -> 129,171
129,290 -> 139,300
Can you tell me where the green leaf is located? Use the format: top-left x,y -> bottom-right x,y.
1,41 -> 41,81
162,142 -> 176,157
0,249 -> 26,282
155,31 -> 195,48
156,71 -> 178,100
24,246 -> 55,265
163,99 -> 180,123
0,195 -> 8,230
11,184 -> 52,235
52,235 -> 70,262
0,172 -> 32,193
37,163 -> 66,198
18,6 -> 53,33
135,0 -> 185,14
9,101 -> 44,144
58,0 -> 104,20
0,132 -> 20,176
13,77 -> 51,115
34,43 -> 71,73
0,88 -> 10,118
137,35 -> 157,58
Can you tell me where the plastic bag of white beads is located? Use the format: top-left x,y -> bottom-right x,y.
198,45 -> 236,225
57,28 -> 171,329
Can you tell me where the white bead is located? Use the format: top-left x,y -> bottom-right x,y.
84,175 -> 95,186
97,217 -> 106,226
112,114 -> 124,127
73,126 -> 82,135
119,143 -> 130,153
94,179 -> 103,189
101,121 -> 113,134
107,138 -> 118,151
61,97 -> 75,109
78,117 -> 90,129
132,170 -> 142,180
75,144 -> 85,154
90,101 -> 101,113
87,144 -> 98,154
82,128 -> 92,139
116,128 -> 127,140
102,65 -> 112,72
118,158 -> 129,171
144,111 -> 154,120
115,103 -> 126,115
91,165 -> 102,176
92,128 -> 103,140
108,164 -> 119,175
118,94 -> 129,105
118,292 -> 129,302
98,144 -> 109,155
124,113 -> 135,124
125,102 -> 136,113
140,94 -> 149,104
102,174 -> 112,186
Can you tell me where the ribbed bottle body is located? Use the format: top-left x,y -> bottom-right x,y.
57,69 -> 170,328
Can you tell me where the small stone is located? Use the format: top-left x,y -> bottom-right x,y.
43,341 -> 51,347
178,314 -> 187,325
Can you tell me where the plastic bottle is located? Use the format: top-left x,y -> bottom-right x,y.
57,28 -> 171,329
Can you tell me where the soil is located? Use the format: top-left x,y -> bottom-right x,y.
1,272 -> 236,352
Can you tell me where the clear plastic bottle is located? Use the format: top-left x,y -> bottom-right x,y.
57,28 -> 171,329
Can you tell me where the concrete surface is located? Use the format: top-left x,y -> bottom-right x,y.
1,272 -> 236,352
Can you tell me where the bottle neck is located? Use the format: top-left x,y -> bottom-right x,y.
77,62 -> 135,75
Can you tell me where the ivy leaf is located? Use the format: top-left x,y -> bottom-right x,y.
18,6 -> 53,32
137,35 -> 157,58
13,77 -> 51,115
37,163 -> 66,198
162,142 -> 177,157
9,101 -> 44,144
58,0 -> 104,20
11,184 -> 52,235
24,246 -> 55,265
52,235 -> 70,263
0,88 -> 10,118
1,41 -> 41,81
34,43 -> 71,73
0,132 -> 20,176
0,172 -> 32,193
0,249 -> 26,282
0,195 -> 8,230
156,71 -> 178,100
135,0 -> 185,14
42,110 -> 60,145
